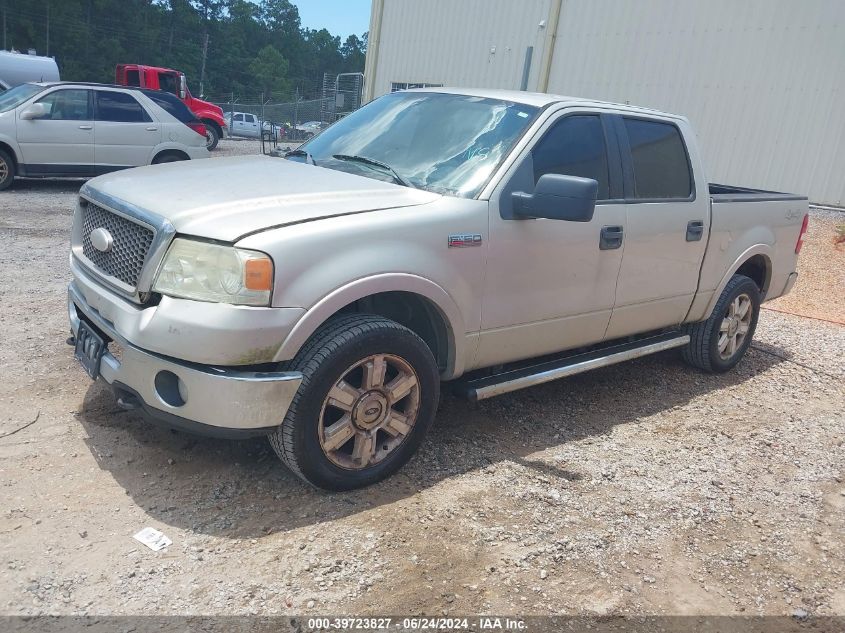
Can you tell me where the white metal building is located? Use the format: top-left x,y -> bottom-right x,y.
364,0 -> 845,206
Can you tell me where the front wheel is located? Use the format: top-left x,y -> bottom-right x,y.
0,149 -> 15,190
204,124 -> 220,150
269,314 -> 440,491
683,274 -> 761,373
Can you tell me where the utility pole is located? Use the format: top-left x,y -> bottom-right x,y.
198,32 -> 209,97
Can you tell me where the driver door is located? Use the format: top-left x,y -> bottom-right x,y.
17,88 -> 94,174
474,110 -> 627,369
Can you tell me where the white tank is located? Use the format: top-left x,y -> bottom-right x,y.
0,50 -> 60,89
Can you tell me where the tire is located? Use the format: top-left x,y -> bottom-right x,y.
683,274 -> 761,373
269,314 -> 440,491
204,124 -> 220,150
0,149 -> 15,191
152,153 -> 186,164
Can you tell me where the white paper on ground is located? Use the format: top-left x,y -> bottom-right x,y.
133,527 -> 172,551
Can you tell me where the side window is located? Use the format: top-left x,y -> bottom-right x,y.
623,118 -> 692,199
158,72 -> 179,95
35,89 -> 91,120
95,91 -> 152,123
245,114 -> 255,124
233,113 -> 244,122
531,115 -> 610,200
125,70 -> 141,87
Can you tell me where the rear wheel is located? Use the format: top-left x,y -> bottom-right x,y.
0,149 -> 15,190
204,123 -> 220,150
152,152 -> 187,164
269,314 -> 440,491
683,274 -> 760,373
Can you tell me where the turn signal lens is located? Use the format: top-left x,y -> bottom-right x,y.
795,213 -> 809,254
245,258 -> 273,291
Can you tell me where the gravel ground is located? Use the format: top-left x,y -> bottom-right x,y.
767,209 -> 845,324
0,155 -> 842,619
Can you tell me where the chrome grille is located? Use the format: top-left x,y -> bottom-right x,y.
81,203 -> 154,288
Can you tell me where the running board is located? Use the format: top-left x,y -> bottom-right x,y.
458,332 -> 690,401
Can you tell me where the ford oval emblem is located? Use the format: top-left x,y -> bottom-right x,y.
90,227 -> 114,253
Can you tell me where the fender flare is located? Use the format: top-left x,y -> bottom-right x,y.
0,135 -> 22,164
702,244 -> 773,319
275,273 -> 467,378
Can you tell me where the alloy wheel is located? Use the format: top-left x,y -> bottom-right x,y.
318,354 -> 420,469
718,293 -> 753,359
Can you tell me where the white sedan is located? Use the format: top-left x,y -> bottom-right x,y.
0,82 -> 208,190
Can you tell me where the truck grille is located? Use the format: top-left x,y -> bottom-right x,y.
81,202 -> 154,288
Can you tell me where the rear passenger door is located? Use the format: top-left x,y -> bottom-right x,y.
93,90 -> 160,170
242,114 -> 259,137
231,113 -> 259,138
604,115 -> 710,339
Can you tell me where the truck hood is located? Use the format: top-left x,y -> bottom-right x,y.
82,155 -> 440,242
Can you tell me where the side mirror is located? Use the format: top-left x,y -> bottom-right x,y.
512,174 -> 598,222
179,74 -> 187,99
20,102 -> 50,120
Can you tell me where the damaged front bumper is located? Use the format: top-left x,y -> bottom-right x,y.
68,282 -> 302,438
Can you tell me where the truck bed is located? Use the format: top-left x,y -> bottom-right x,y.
709,183 -> 807,203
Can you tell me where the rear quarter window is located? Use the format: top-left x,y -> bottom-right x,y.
623,118 -> 693,199
143,91 -> 195,123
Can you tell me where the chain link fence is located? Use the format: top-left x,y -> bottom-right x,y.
206,73 -> 364,147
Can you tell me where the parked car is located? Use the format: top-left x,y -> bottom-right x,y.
229,111 -> 284,143
228,111 -> 261,138
66,88 -> 807,491
115,64 -> 227,150
0,50 -> 59,91
0,82 -> 208,189
294,120 -> 326,139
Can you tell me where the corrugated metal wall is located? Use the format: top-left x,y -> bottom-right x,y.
369,0 -> 553,96
368,0 -> 845,206
547,0 -> 845,206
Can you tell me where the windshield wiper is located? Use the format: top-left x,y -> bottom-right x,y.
284,148 -> 317,166
332,154 -> 415,188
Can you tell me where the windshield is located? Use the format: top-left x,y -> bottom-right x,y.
0,83 -> 46,113
296,92 -> 538,197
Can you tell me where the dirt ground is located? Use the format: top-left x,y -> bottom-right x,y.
0,143 -> 843,619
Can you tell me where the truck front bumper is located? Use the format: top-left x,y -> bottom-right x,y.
68,283 -> 302,437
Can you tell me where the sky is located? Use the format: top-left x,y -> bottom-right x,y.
290,0 -> 372,38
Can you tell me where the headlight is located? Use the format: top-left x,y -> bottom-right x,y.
153,238 -> 273,306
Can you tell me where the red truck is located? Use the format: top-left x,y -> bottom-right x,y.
115,64 -> 227,150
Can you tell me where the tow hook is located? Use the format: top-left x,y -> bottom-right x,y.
113,387 -> 141,411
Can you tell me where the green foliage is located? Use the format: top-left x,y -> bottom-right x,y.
247,44 -> 289,99
2,0 -> 367,100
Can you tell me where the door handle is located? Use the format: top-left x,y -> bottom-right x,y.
78,125 -> 92,130
600,225 -> 624,250
145,127 -> 159,131
686,220 -> 704,242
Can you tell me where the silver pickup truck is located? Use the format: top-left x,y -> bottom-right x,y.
67,88 -> 808,490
